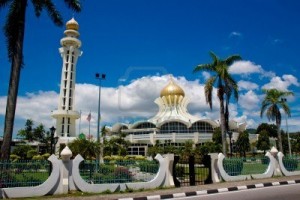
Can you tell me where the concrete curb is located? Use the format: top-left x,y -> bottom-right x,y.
117,179 -> 300,200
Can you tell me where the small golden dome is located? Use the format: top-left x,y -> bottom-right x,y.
160,76 -> 185,98
66,17 -> 79,31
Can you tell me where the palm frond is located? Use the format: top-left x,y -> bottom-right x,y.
209,51 -> 218,64
193,63 -> 214,73
42,0 -> 63,26
0,0 -> 12,8
225,54 -> 242,66
205,76 -> 216,109
31,0 -> 42,16
260,100 -> 271,117
4,0 -> 25,62
64,0 -> 81,12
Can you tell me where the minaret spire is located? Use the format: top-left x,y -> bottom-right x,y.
52,18 -> 82,141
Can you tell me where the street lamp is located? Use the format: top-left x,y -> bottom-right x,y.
96,73 -> 106,163
50,126 -> 58,154
227,131 -> 233,157
95,73 -> 106,142
281,98 -> 291,156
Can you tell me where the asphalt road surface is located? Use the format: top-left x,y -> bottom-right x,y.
177,184 -> 300,200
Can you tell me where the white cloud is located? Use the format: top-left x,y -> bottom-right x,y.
262,74 -> 299,91
229,31 -> 242,38
238,80 -> 259,91
3,74 -> 299,137
239,90 -> 260,111
202,71 -> 211,81
229,60 -> 275,78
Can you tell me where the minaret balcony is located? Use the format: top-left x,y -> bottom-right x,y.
51,110 -> 80,119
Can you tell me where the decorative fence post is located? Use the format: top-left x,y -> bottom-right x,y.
270,146 -> 282,176
208,153 -> 221,183
60,146 -> 73,194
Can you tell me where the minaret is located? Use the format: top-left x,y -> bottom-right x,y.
52,18 -> 82,139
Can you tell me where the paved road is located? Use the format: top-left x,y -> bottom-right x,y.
178,184 -> 300,200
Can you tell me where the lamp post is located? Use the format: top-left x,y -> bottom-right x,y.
95,73 -> 106,162
50,126 -> 58,154
281,98 -> 291,156
227,131 -> 233,157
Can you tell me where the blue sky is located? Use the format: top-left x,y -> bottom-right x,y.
0,0 -> 300,137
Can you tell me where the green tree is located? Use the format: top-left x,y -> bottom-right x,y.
193,52 -> 241,156
236,131 -> 250,157
291,133 -> 300,153
17,119 -> 34,141
255,123 -> 278,138
212,127 -> 222,145
256,130 -> 270,154
260,88 -> 294,152
69,138 -> 100,160
12,145 -> 33,160
105,131 -> 130,156
1,0 -> 82,160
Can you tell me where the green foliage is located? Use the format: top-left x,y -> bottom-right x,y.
212,127 -> 222,145
32,155 -> 44,160
27,149 -> 38,159
12,145 -> 34,160
198,141 -> 221,155
223,158 -> 243,176
104,131 -> 130,156
236,131 -> 250,157
42,153 -> 51,160
256,130 -> 270,153
69,138 -> 100,159
138,160 -> 159,173
291,133 -> 300,153
193,52 -> 242,155
260,88 -> 294,152
255,123 -> 278,138
9,154 -> 20,161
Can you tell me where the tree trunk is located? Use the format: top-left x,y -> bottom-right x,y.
1,0 -> 27,160
277,121 -> 283,152
219,94 -> 227,156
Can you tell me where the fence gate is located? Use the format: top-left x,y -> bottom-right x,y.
173,155 -> 212,187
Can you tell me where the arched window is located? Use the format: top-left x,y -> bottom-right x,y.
189,121 -> 214,133
135,122 -> 156,129
160,121 -> 188,134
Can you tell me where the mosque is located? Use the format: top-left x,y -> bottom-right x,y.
51,18 -> 247,156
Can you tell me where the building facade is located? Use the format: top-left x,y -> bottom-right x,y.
110,77 -> 247,156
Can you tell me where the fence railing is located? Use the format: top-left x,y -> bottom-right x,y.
79,159 -> 159,184
223,157 -> 270,176
282,155 -> 300,172
0,160 -> 50,188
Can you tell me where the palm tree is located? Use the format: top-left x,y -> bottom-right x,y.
260,88 -> 294,152
193,51 -> 241,155
0,0 -> 81,160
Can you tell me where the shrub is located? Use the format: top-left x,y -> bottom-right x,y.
10,154 -> 20,161
223,158 -> 243,176
139,160 -> 159,173
283,157 -> 298,172
27,149 -> 38,159
32,155 -> 44,160
42,153 -> 51,160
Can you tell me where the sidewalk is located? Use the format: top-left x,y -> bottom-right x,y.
47,175 -> 300,200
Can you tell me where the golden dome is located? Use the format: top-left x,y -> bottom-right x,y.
66,17 -> 79,31
160,77 -> 185,98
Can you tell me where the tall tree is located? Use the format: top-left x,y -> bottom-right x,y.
0,0 -> 81,160
193,52 -> 241,155
236,130 -> 250,157
256,130 -> 270,154
260,88 -> 294,152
